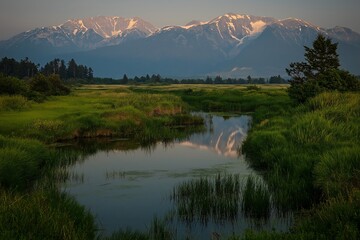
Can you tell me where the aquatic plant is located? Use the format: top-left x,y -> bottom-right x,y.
241,175 -> 271,219
171,174 -> 272,226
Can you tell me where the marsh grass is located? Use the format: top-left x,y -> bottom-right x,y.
0,87 -> 202,142
315,147 -> 360,198
0,135 -> 98,239
242,175 -> 271,219
171,174 -> 272,226
105,217 -> 173,240
171,174 -> 241,225
293,190 -> 360,240
0,135 -> 50,189
0,188 -> 97,240
242,91 -> 360,238
1,85 -> 359,239
0,95 -> 31,111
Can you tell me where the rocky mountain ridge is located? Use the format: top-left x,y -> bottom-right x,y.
1,14 -> 359,77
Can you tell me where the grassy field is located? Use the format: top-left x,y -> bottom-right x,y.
1,84 -> 359,239
0,85 -> 203,142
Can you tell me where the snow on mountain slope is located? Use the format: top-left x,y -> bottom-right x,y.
1,13 -> 359,77
60,16 -> 156,39
0,16 -> 157,53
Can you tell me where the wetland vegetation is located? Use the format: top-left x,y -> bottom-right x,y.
0,79 -> 359,239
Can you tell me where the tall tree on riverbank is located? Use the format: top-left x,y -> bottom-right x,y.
287,34 -> 359,103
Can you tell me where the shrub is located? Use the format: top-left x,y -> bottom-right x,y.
29,73 -> 53,95
0,75 -> 29,95
29,74 -> 70,97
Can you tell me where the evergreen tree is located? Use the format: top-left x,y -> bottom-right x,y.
19,57 -> 38,78
0,57 -> 17,76
88,67 -> 94,79
67,59 -> 77,79
205,76 -> 213,84
59,60 -> 67,79
214,76 -> 222,84
122,74 -> 128,84
304,34 -> 340,76
247,75 -> 252,84
286,34 -> 359,102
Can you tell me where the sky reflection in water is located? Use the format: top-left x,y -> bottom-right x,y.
61,115 -> 291,238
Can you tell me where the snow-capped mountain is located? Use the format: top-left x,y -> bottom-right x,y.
154,14 -> 276,57
1,13 -> 359,77
0,16 -> 157,58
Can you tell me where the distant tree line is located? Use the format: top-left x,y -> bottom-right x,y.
41,58 -> 93,79
0,56 -> 289,86
0,57 -> 93,80
0,57 -> 39,79
0,57 -> 94,102
69,73 -> 288,85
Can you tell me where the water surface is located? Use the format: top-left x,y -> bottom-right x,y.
61,115 -> 291,238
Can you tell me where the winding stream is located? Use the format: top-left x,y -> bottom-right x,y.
60,114 -> 292,239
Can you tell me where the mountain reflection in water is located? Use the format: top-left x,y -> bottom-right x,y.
180,115 -> 250,157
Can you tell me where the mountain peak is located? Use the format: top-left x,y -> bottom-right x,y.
276,18 -> 320,31
1,13 -> 359,78
60,16 -> 157,38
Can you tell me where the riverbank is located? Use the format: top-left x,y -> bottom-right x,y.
241,91 -> 360,239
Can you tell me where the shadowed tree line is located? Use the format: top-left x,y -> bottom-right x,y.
71,74 -> 288,85
0,57 -> 93,80
0,57 -> 95,102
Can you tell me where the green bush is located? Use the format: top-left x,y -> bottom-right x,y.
0,75 -> 29,95
29,74 -> 70,99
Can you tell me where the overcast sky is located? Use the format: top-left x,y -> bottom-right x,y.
1,0 -> 359,40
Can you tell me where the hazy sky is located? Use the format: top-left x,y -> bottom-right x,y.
1,0 -> 359,40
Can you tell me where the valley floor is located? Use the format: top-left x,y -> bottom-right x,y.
0,84 -> 359,239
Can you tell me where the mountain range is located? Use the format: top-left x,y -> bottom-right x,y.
1,13 -> 359,78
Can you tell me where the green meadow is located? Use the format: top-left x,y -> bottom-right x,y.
0,84 -> 359,239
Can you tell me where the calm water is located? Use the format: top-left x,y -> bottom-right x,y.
61,115 -> 292,239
